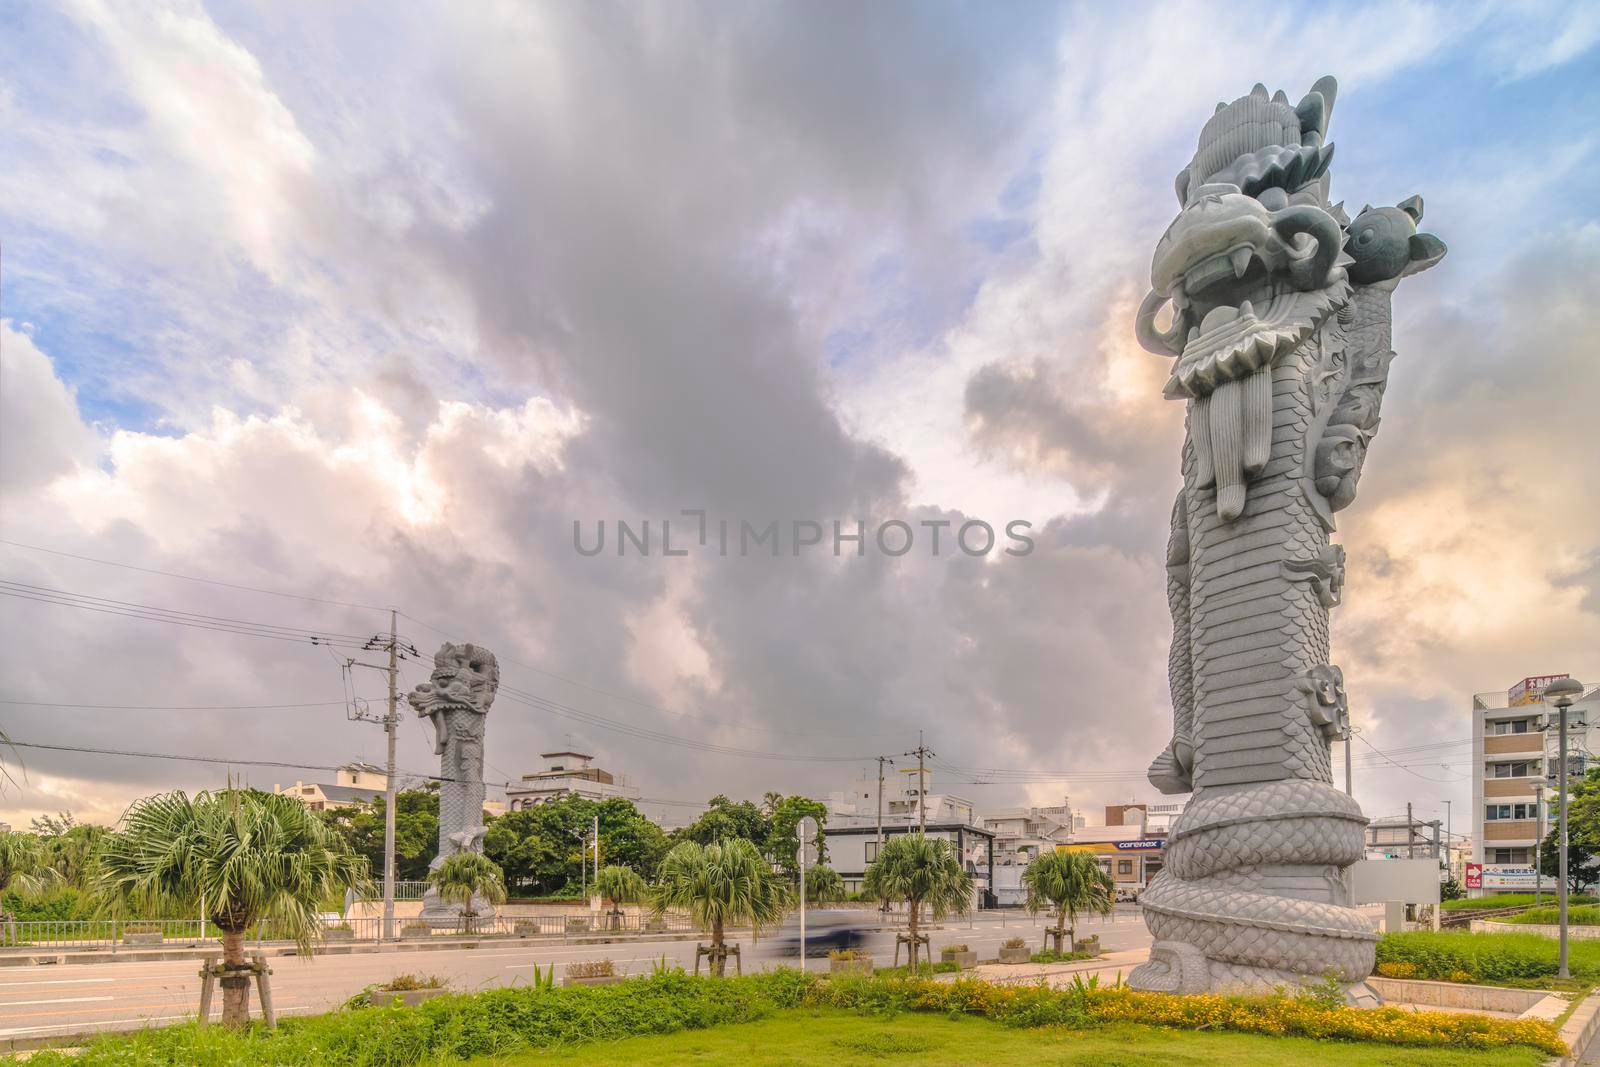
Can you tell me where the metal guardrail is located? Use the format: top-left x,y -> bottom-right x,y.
0,906 -> 1137,953
0,911 -> 696,952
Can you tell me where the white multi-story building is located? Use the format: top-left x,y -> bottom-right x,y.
1469,675 -> 1600,896
505,750 -> 640,810
826,766 -> 975,827
275,761 -> 387,811
980,801 -> 1076,906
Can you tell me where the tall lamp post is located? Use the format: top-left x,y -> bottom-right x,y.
1532,779 -> 1547,907
1545,677 -> 1586,981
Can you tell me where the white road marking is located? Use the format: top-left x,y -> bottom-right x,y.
0,977 -> 116,987
2,996 -> 115,1007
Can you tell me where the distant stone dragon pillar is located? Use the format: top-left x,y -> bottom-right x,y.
1130,77 -> 1445,995
408,642 -> 500,925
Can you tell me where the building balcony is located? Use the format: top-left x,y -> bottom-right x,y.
1483,778 -> 1542,798
1485,734 -> 1545,755
1483,820 -> 1539,842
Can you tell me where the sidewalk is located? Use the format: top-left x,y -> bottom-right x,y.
937,947 -> 1149,987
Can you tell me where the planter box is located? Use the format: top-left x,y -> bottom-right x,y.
322,928 -> 355,942
400,927 -> 433,940
829,958 -> 874,977
565,918 -> 590,933
565,974 -> 623,987
940,950 -> 977,970
998,946 -> 1031,964
1073,937 -> 1100,954
122,932 -> 163,946
513,921 -> 542,937
644,919 -> 668,934
373,987 -> 447,1007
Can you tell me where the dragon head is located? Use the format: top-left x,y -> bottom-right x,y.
408,642 -> 500,719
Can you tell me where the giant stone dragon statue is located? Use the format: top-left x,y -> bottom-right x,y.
408,642 -> 500,925
1129,76 -> 1445,996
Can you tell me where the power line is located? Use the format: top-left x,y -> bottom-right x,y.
1353,732 -> 1465,783
6,738 -> 496,786
398,609 -> 902,742
0,539 -> 389,614
0,698 -> 347,711
0,579 -> 376,650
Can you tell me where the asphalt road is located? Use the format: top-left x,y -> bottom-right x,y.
1,908 -> 1152,1044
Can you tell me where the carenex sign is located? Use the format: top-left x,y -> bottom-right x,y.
1057,839 -> 1165,854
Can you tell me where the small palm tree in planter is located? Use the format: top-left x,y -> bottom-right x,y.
92,789 -> 368,1028
651,838 -> 788,977
595,864 -> 648,930
1021,849 -> 1112,955
863,834 -> 973,969
428,852 -> 508,935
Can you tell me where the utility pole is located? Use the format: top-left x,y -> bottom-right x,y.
383,608 -> 399,943
905,734 -> 933,833
1406,802 -> 1415,859
1344,723 -> 1353,797
343,611 -> 410,942
593,813 -> 600,895
875,756 -> 892,853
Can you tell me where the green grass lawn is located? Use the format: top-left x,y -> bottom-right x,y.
470,1008 -> 1546,1067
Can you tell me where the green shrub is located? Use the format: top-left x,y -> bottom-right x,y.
1441,892 -> 1595,911
1377,930 -> 1600,984
1504,905 -> 1600,926
1031,949 -> 1096,964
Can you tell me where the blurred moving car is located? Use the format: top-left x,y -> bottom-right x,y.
769,909 -> 875,957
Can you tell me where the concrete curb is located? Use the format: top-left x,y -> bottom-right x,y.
0,931 -> 715,968
1546,987 -> 1600,1067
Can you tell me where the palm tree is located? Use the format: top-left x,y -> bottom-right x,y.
863,834 -> 973,968
428,851 -> 508,934
0,832 -> 58,941
1021,849 -> 1113,953
804,863 -> 846,904
651,838 -> 788,976
92,789 -> 368,1027
595,864 -> 647,930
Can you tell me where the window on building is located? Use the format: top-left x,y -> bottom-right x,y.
1491,761 -> 1535,778
864,841 -> 879,862
1117,860 -> 1134,877
1485,804 -> 1536,820
1490,848 -> 1531,864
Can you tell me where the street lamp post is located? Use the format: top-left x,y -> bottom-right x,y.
1546,677 -> 1586,981
1533,779 -> 1547,907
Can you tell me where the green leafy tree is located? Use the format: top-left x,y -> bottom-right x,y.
675,796 -> 767,847
484,796 -> 668,896
428,852 -> 508,933
46,823 -> 108,889
1540,827 -> 1600,894
863,833 -> 973,967
321,785 -> 439,882
651,838 -> 789,976
1021,849 -> 1113,952
93,789 -> 368,1027
1540,766 -> 1600,895
767,795 -> 827,880
596,864 -> 648,929
804,863 -> 846,904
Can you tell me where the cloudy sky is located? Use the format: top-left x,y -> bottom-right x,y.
1,0 -> 1596,839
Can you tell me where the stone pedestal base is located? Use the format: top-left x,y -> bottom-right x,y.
417,886 -> 497,929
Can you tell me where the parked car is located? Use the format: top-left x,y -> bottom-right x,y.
770,909 -> 875,957
1115,888 -> 1140,903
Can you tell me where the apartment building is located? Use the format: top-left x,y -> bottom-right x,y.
980,801 -> 1075,906
275,761 -> 387,811
505,750 -> 641,810
1470,674 -> 1600,896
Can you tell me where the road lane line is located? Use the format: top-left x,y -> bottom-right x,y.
0,977 -> 117,987
3,996 -> 115,1007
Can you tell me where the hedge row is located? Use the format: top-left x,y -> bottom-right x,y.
14,967 -> 1564,1065
1377,930 -> 1600,983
